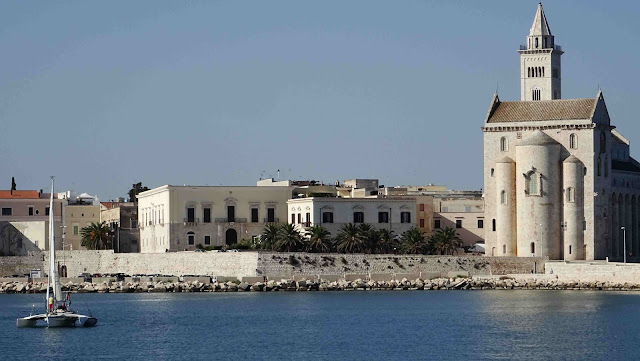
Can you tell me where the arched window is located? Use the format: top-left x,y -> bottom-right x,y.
490,168 -> 495,177
532,88 -> 541,101
187,231 -> 195,245
530,242 -> 535,254
534,67 -> 538,77
542,67 -> 545,77
566,187 -> 575,203
535,38 -> 539,48
492,219 -> 496,232
500,137 -> 508,152
500,190 -> 507,205
604,156 -> 609,177
526,171 -> 540,196
569,133 -> 578,149
569,245 -> 572,255
503,245 -> 506,254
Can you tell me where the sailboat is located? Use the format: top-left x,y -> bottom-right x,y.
17,177 -> 97,328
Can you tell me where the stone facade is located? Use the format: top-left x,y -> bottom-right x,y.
63,204 -> 101,251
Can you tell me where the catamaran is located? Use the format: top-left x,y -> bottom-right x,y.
16,177 -> 97,328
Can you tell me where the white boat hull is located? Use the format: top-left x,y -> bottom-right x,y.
47,314 -> 78,327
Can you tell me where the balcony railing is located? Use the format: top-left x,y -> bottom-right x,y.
263,218 -> 280,223
184,218 -> 199,226
215,218 -> 247,223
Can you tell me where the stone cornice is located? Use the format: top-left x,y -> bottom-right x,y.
481,123 -> 614,133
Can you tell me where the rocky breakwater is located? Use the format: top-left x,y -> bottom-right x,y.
5,276 -> 640,293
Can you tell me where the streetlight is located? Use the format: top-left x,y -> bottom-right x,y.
621,226 -> 626,264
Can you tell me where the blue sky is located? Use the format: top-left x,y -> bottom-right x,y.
1,1 -> 638,200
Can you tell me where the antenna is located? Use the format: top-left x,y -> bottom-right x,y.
496,81 -> 499,95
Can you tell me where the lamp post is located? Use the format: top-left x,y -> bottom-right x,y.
621,226 -> 626,264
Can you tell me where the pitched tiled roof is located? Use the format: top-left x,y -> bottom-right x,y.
487,98 -> 597,123
0,190 -> 41,199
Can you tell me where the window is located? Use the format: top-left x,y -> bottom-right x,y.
353,212 -> 364,224
569,245 -> 572,255
434,220 -> 441,229
251,208 -> 259,223
569,134 -> 578,149
1,208 -> 11,216
267,208 -> 275,223
566,187 -> 575,203
420,219 -> 425,228
28,207 -> 34,216
322,212 -> 334,224
203,208 -> 211,223
73,225 -> 79,235
500,137 -> 508,152
297,213 -> 302,224
419,204 -> 425,212
535,38 -> 538,48
532,88 -> 541,101
456,219 -> 462,228
490,168 -> 494,177
291,214 -> 295,224
401,212 -> 411,224
45,207 -> 49,216
526,172 -> 540,195
500,190 -> 507,205
305,212 -> 311,227
188,232 -> 195,245
227,206 -> 235,222
131,219 -> 138,229
477,219 -> 484,229
503,245 -> 506,254
204,236 -> 211,245
378,211 -> 389,223
530,242 -> 535,254
187,207 -> 195,223
492,219 -> 496,232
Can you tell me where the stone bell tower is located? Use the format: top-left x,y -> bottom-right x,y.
518,3 -> 563,101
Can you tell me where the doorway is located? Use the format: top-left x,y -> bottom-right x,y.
225,228 -> 237,246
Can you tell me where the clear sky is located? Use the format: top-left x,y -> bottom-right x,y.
1,1 -> 638,200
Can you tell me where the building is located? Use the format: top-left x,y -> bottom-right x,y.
101,201 -> 140,253
483,4 -> 639,261
63,204 -> 101,251
287,197 -> 417,237
0,190 -> 64,255
136,185 -> 295,253
432,191 -> 484,247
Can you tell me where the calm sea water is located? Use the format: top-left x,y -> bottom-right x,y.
2,290 -> 638,360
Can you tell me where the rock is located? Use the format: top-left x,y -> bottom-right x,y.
238,282 -> 250,291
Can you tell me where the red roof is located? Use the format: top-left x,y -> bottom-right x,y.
101,202 -> 121,209
0,190 -> 41,199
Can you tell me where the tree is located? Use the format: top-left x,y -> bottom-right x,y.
400,227 -> 430,254
128,182 -> 150,204
259,223 -> 280,250
336,223 -> 366,253
276,223 -> 305,252
377,229 -> 398,254
306,225 -> 332,253
80,222 -> 112,250
430,227 -> 463,255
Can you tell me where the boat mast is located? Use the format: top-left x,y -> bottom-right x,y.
48,176 -> 61,308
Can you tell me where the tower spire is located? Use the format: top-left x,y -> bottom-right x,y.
529,3 -> 552,37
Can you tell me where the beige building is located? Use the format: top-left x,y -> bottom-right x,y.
0,190 -> 64,255
484,4 -> 640,261
101,202 -> 140,253
137,185 -> 295,253
433,192 -> 484,247
63,204 -> 101,251
287,197 -> 417,238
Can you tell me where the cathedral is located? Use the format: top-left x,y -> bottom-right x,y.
483,3 -> 640,261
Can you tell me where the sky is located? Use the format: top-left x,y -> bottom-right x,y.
1,1 -> 639,200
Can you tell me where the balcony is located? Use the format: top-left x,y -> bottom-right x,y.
184,218 -> 199,226
215,218 -> 247,223
263,218 -> 280,223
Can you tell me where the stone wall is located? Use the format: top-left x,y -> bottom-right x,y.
0,251 -> 544,278
256,252 -> 544,277
545,261 -> 640,282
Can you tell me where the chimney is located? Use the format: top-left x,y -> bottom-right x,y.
39,189 -> 43,197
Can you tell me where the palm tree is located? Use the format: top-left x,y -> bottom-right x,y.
336,223 -> 365,253
377,229 -> 398,254
400,227 -> 429,254
306,225 -> 332,253
259,223 -> 280,250
430,227 -> 463,255
356,224 -> 376,253
276,223 -> 305,252
80,221 -> 111,250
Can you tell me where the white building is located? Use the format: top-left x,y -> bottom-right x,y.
287,197 -> 416,237
137,185 -> 295,253
483,4 -> 640,261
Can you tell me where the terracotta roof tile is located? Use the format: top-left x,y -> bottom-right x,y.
487,98 -> 597,123
0,190 -> 41,199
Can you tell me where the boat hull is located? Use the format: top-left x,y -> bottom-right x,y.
47,314 -> 78,327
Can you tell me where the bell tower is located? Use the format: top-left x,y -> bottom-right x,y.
518,3 -> 562,101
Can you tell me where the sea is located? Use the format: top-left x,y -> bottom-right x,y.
2,290 -> 638,361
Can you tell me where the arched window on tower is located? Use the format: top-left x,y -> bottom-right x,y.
569,133 -> 578,149
528,67 -> 531,77
542,67 -> 545,77
530,242 -> 535,254
535,38 -> 539,48
534,67 -> 538,77
500,137 -> 508,152
566,187 -> 575,203
532,88 -> 541,101
500,190 -> 507,205
503,245 -> 506,254
525,170 -> 540,196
